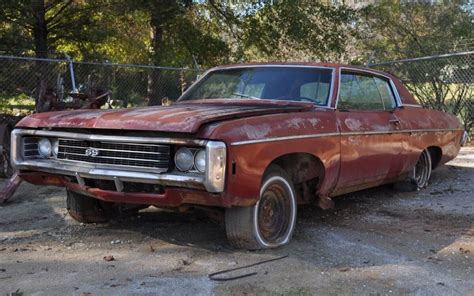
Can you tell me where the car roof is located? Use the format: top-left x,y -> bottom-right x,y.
211,62 -> 392,77
207,62 -> 419,106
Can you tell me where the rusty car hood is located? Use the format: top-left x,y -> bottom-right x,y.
16,101 -> 313,133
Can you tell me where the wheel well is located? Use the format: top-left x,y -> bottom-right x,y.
427,146 -> 442,169
265,153 -> 325,204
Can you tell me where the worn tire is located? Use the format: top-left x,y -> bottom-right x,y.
66,190 -> 109,223
395,149 -> 432,192
66,190 -> 145,223
225,165 -> 297,250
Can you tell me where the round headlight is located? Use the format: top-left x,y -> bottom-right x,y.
194,149 -> 206,173
38,138 -> 52,157
52,139 -> 59,157
174,147 -> 194,171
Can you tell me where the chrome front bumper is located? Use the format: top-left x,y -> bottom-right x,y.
11,129 -> 226,193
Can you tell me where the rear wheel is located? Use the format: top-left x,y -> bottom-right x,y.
225,165 -> 297,250
395,149 -> 432,191
412,149 -> 432,189
66,190 -> 144,223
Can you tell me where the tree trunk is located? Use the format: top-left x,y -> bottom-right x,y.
32,0 -> 48,58
147,8 -> 165,106
31,0 -> 49,109
146,1 -> 189,106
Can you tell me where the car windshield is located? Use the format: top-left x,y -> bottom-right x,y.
179,66 -> 333,106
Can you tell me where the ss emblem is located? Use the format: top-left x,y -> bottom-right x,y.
85,147 -> 99,157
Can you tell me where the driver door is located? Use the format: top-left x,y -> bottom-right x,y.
334,71 -> 405,194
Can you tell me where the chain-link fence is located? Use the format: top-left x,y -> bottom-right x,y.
369,51 -> 473,136
1,52 -> 472,136
0,55 -> 200,115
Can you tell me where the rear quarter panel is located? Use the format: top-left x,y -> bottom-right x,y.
398,106 -> 464,171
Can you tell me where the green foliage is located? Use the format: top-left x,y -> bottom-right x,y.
241,1 -> 357,62
0,93 -> 35,115
359,0 -> 474,62
0,0 -> 116,58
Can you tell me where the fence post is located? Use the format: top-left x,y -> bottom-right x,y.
63,53 -> 78,93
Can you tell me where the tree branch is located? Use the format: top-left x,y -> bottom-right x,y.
46,0 -> 74,24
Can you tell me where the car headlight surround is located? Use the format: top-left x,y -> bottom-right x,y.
38,138 -> 52,158
194,149 -> 206,173
174,147 -> 194,172
52,139 -> 59,157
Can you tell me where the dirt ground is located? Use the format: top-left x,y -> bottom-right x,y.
1,147 -> 473,296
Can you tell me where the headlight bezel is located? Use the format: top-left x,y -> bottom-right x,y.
172,142 -> 226,192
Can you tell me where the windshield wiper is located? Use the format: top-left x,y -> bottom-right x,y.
232,92 -> 259,100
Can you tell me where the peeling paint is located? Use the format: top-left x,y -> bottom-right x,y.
345,118 -> 362,130
242,124 -> 272,139
308,118 -> 320,127
287,118 -> 306,129
17,103 -> 309,133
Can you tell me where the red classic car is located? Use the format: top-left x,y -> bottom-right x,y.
11,63 -> 468,249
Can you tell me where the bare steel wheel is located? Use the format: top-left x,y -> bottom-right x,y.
225,165 -> 297,250
412,149 -> 432,190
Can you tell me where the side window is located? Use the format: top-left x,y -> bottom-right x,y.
374,77 -> 396,109
300,81 -> 330,105
338,73 -> 395,111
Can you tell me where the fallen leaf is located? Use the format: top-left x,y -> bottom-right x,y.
182,260 -> 192,266
103,255 -> 115,262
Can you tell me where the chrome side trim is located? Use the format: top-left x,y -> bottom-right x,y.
231,132 -> 340,146
402,104 -> 423,108
230,128 -> 462,146
340,128 -> 460,136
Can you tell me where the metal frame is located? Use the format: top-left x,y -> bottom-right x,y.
0,54 -> 191,71
178,64 -> 337,108
368,51 -> 474,67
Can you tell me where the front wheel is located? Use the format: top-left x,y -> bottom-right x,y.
225,165 -> 297,250
66,189 -> 145,223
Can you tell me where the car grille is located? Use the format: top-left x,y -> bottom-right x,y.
57,138 -> 170,171
23,137 -> 40,158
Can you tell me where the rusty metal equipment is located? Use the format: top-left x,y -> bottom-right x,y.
0,58 -> 112,204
